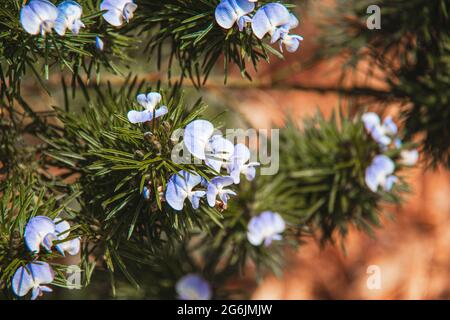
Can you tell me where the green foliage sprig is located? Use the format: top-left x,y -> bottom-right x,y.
0,176 -> 81,299
0,0 -> 135,101
318,0 -> 450,167
128,0 -> 291,86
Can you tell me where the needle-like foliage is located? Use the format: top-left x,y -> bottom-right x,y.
127,0 -> 290,86
318,0 -> 450,168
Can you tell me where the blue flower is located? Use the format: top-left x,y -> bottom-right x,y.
215,0 -> 256,31
399,149 -> 419,166
247,211 -> 286,246
95,36 -> 104,51
127,92 -> 168,124
20,0 -> 58,36
143,186 -> 151,199
362,112 -> 398,147
12,261 -> 55,300
183,120 -> 233,172
176,274 -> 212,300
365,155 -> 397,192
165,170 -> 206,210
206,176 -> 236,207
100,0 -> 137,27
251,3 -> 303,52
24,216 -> 80,256
205,135 -> 234,172
227,144 -> 260,184
54,1 -> 85,36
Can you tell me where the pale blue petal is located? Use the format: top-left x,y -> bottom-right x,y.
365,165 -> 379,192
58,237 -> 81,255
205,135 -> 234,171
270,27 -> 283,44
146,92 -> 162,109
182,170 -> 203,190
244,166 -> 256,181
24,216 -> 56,253
263,237 -> 273,247
137,92 -> 162,110
100,2 -> 123,26
215,0 -> 238,29
230,169 -> 241,184
237,15 -> 251,31
54,1 -> 83,36
288,13 -> 299,29
247,211 -> 285,246
166,175 -> 188,211
372,155 -> 395,175
39,285 -> 53,293
136,93 -> 148,108
54,219 -> 71,239
20,0 -> 58,35
127,110 -> 152,123
71,19 -> 85,34
211,176 -> 234,187
20,5 -> 42,35
232,144 -> 250,164
268,211 -> 286,233
362,112 -> 381,132
12,266 -> 34,297
143,186 -> 151,199
251,7 -> 273,39
30,0 -> 58,22
371,126 -> 391,146
219,190 -> 236,204
42,233 -> 57,252
261,3 -> 290,27
206,184 -> 218,207
233,0 -> 255,15
384,175 -> 397,191
123,2 -> 137,22
252,4 -> 291,39
207,135 -> 234,159
184,120 -> 215,160
176,274 -> 212,300
30,262 -> 55,285
31,287 -> 41,300
282,34 -> 303,53
154,106 -> 168,119
205,158 -> 223,172
95,36 -> 104,50
382,116 -> 398,135
190,191 -> 206,210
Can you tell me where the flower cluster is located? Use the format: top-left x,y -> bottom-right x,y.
20,0 -> 137,39
127,92 -> 168,124
125,94 -> 287,249
165,119 -> 260,211
362,113 -> 419,193
12,216 -> 80,300
20,0 -> 84,36
215,1 -> 303,53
